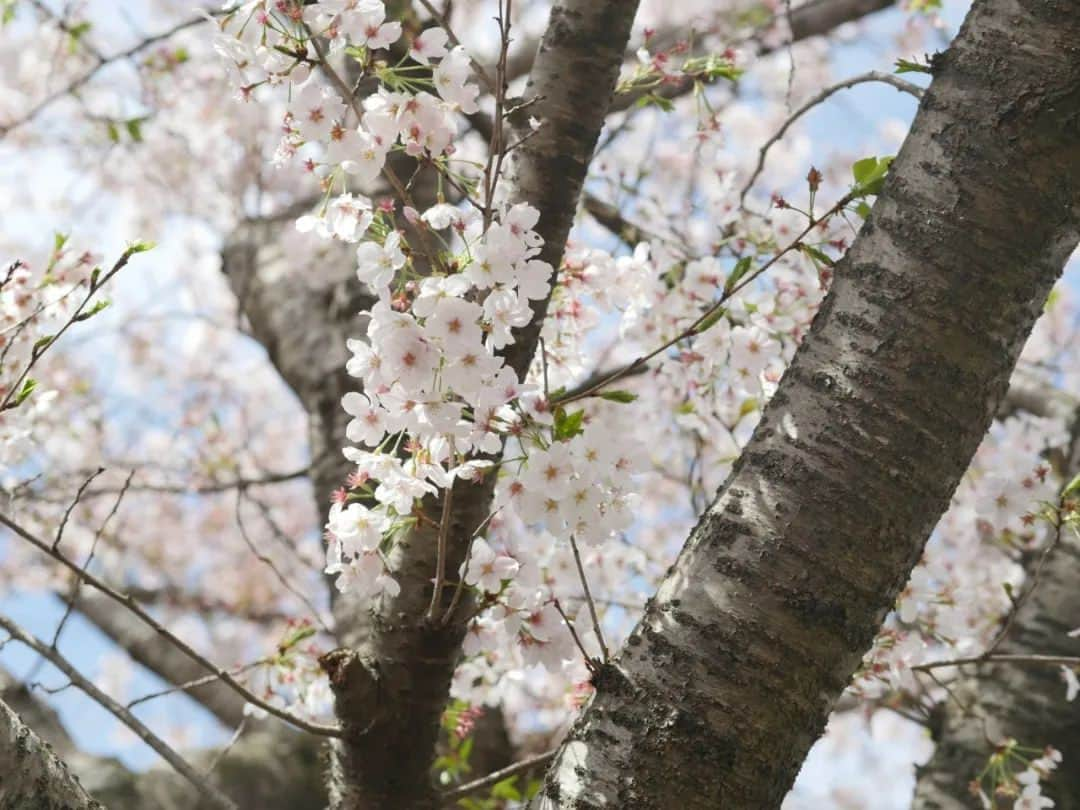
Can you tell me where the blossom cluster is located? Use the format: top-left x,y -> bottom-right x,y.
0,244 -> 105,473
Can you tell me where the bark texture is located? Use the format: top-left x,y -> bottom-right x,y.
0,698 -> 102,810
532,1 -> 1080,807
501,0 -> 641,380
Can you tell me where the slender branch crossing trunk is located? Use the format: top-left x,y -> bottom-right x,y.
532,1 -> 1080,806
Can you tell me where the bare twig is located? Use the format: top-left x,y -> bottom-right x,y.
427,481 -> 456,621
441,749 -> 557,802
52,469 -> 135,646
52,468 -> 104,550
127,659 -> 267,711
740,71 -> 923,203
0,512 -> 344,737
552,599 -> 598,676
234,489 -> 332,632
0,614 -> 238,810
913,653 -> 1080,673
569,535 -> 609,663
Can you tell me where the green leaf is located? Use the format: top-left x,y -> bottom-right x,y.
851,155 -> 894,197
73,299 -> 110,322
491,776 -> 522,801
553,407 -> 585,442
598,390 -> 638,404
634,92 -> 674,113
724,256 -> 754,294
13,378 -> 36,407
894,57 -> 931,75
106,121 -> 120,143
1064,472 -> 1080,497
124,239 -> 155,255
459,735 -> 473,766
124,117 -> 144,143
855,201 -> 872,219
31,335 -> 53,359
799,244 -> 835,267
66,20 -> 92,54
695,306 -> 727,335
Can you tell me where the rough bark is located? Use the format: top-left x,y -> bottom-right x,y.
501,0 -> 640,380
0,698 -> 103,810
531,0 -> 1080,807
913,406 -> 1080,809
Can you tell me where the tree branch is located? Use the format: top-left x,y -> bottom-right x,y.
0,614 -> 237,810
740,71 -> 923,203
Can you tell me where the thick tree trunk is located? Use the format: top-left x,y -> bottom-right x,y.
532,0 -> 1080,807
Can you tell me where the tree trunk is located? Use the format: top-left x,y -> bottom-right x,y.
532,0 -> 1080,806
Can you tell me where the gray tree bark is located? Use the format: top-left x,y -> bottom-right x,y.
531,0 -> 1080,806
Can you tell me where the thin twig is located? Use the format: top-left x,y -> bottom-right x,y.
740,71 -> 923,203
441,506 -> 503,626
206,717 -> 249,777
234,489 -> 332,632
0,512 -> 344,737
913,653 -> 1080,673
552,599 -> 598,676
427,481 -> 456,621
984,506 -> 1067,658
0,614 -> 238,810
416,0 -> 496,94
0,11 -> 217,137
554,194 -> 853,406
126,659 -> 267,710
441,749 -> 557,802
913,498 -> 1074,675
52,468 -> 104,550
52,469 -> 135,646
569,534 -> 609,663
